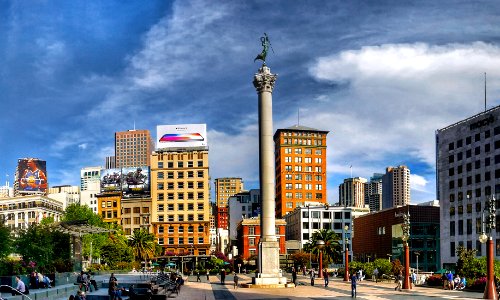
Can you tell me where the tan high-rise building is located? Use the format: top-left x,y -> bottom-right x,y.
215,177 -> 244,230
150,149 -> 210,255
274,125 -> 329,218
382,165 -> 411,208
115,129 -> 154,168
339,177 -> 367,208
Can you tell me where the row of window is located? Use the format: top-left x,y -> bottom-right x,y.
157,203 -> 204,211
281,132 -> 325,137
157,161 -> 204,168
157,171 -> 204,179
284,193 -> 323,202
448,144 -> 500,164
282,138 -> 323,146
283,174 -> 323,181
448,185 -> 500,202
284,183 -> 323,190
157,181 -> 204,190
123,207 -> 149,214
158,225 -> 204,233
448,159 -> 492,177
447,128 -> 499,151
158,237 -> 204,245
157,192 -> 205,201
448,239 -> 498,257
284,165 -> 323,172
302,211 -> 352,219
157,214 -> 204,222
284,157 -> 323,163
283,148 -> 322,155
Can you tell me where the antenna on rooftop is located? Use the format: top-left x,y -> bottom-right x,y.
484,72 -> 487,112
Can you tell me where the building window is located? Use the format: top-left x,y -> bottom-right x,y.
450,221 -> 455,236
450,242 -> 456,257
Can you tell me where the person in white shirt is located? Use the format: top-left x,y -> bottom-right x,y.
12,276 -> 27,296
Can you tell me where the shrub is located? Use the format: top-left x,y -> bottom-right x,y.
426,275 -> 443,286
470,277 -> 487,291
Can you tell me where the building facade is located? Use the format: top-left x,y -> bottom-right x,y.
150,148 -> 210,256
437,106 -> 500,266
339,177 -> 367,208
382,166 -> 411,209
352,204 -> 440,272
121,197 -> 152,235
228,189 -> 261,240
47,185 -> 80,209
236,218 -> 286,260
284,204 -> 370,261
215,177 -> 244,208
274,125 -> 329,217
0,195 -> 63,230
365,174 -> 383,212
115,129 -> 154,168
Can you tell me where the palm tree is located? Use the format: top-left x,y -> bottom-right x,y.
304,229 -> 342,265
128,229 -> 156,262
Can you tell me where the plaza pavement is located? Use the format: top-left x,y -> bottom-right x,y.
177,273 -> 488,300
8,272 -> 487,300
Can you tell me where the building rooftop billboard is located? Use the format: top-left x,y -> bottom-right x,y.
156,124 -> 207,150
18,158 -> 48,194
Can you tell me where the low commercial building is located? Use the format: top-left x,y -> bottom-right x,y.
236,217 -> 286,260
352,203 -> 440,272
0,195 -> 63,230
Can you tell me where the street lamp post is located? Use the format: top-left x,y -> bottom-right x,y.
479,196 -> 498,300
317,240 -> 325,278
344,225 -> 350,281
308,205 -> 312,270
415,251 -> 420,276
401,212 -> 411,290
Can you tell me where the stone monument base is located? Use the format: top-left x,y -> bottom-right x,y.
251,274 -> 288,285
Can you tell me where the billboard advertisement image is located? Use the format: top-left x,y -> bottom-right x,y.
100,168 -> 122,192
18,158 -> 48,194
157,124 -> 207,150
122,166 -> 150,197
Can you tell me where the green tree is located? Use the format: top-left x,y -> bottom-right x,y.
101,230 -> 134,268
304,229 -> 342,265
128,229 -> 156,262
456,245 -> 479,279
290,251 -> 310,268
0,222 -> 13,260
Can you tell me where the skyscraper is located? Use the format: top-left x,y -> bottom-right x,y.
115,129 -> 153,168
382,166 -> 411,209
274,125 -> 329,217
436,105 -> 500,266
150,124 -> 210,256
215,177 -> 244,231
339,177 -> 367,208
365,173 -> 383,212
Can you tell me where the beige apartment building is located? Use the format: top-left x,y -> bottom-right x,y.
339,177 -> 367,208
150,149 -> 210,256
121,197 -> 152,235
0,195 -> 64,230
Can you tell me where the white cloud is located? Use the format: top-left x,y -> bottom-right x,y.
78,143 -> 88,150
300,42 -> 500,202
410,174 -> 429,192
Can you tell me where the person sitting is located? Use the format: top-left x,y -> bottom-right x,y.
86,272 -> 98,291
457,277 -> 466,290
12,276 -> 28,296
453,275 -> 460,290
43,275 -> 52,288
75,290 -> 86,300
76,271 -> 88,292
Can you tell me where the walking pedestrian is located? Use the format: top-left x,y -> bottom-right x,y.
310,268 -> 316,286
196,271 -> 201,282
373,268 -> 379,283
323,268 -> 329,287
351,273 -> 358,297
233,273 -> 239,289
291,267 -> 297,287
206,270 -> 210,281
220,269 -> 226,284
395,271 -> 402,291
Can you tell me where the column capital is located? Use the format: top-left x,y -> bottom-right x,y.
253,65 -> 277,93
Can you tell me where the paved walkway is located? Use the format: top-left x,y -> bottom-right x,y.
2,272 -> 488,300
175,273 -> 488,300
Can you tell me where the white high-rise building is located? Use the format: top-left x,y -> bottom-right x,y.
339,177 -> 367,208
47,185 -> 80,210
80,167 -> 101,213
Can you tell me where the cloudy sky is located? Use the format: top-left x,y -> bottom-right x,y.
1,0 -> 500,204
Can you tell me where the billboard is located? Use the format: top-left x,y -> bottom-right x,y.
122,166 -> 150,197
157,124 -> 207,150
100,168 -> 122,192
100,166 -> 150,197
18,158 -> 48,194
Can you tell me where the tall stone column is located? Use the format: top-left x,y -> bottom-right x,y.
252,65 -> 286,285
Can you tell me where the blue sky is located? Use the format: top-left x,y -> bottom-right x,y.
1,0 -> 500,204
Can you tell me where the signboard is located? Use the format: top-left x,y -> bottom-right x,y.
17,158 -> 48,194
100,168 -> 122,192
156,124 -> 207,150
122,166 -> 150,197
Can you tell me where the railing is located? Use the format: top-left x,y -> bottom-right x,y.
0,284 -> 32,300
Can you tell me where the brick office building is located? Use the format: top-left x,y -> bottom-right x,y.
352,203 -> 440,272
236,218 -> 286,260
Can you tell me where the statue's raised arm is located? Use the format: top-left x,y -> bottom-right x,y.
254,33 -> 273,63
